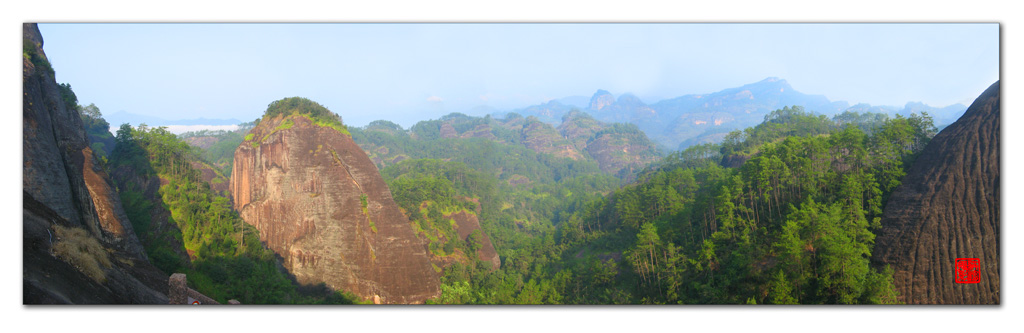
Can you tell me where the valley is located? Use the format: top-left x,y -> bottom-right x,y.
22,23 -> 999,305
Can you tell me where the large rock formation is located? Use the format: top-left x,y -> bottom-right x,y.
872,81 -> 1000,304
231,104 -> 441,304
23,23 -> 168,304
558,111 -> 662,178
446,204 -> 501,270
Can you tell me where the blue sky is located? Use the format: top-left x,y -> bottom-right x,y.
38,23 -> 998,128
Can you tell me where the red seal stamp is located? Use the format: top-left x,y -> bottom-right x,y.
955,258 -> 980,284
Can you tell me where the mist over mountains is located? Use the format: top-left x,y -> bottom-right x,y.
493,77 -> 967,150
122,77 -> 965,152
106,110 -> 240,127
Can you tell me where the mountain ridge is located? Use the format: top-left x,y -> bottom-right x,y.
497,77 -> 967,150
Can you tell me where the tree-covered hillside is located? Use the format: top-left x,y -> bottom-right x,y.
381,106 -> 934,304
352,111 -> 661,182
177,101 -> 935,304
108,123 -> 362,304
545,108 -> 934,304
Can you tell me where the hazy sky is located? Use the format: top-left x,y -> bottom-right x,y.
38,23 -> 998,128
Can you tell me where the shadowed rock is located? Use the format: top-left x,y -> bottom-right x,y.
872,81 -> 1000,304
23,23 -> 168,304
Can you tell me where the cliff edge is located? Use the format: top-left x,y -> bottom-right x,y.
23,23 -> 168,304
872,81 -> 1000,304
231,98 -> 441,303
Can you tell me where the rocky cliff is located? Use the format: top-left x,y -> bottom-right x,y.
22,23 -> 168,304
558,111 -> 661,178
445,202 -> 500,270
231,102 -> 441,303
872,81 -> 1000,304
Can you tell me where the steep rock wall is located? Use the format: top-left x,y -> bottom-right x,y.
232,114 -> 440,304
872,81 -> 1000,304
447,208 -> 501,270
22,23 -> 167,303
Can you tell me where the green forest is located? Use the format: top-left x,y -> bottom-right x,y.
73,79 -> 933,304
351,106 -> 932,304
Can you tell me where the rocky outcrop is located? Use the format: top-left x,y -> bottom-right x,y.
439,122 -> 458,138
558,111 -> 662,177
23,23 -> 167,304
231,110 -> 440,304
585,132 -> 660,177
521,119 -> 584,160
557,110 -> 603,151
459,124 -> 497,140
872,81 -> 1000,304
446,202 -> 500,270
588,89 -> 615,111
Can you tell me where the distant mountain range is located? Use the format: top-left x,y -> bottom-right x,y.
495,77 -> 967,150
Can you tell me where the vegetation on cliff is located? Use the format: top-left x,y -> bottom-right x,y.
23,37 -> 54,76
261,97 -> 349,135
109,124 -> 361,304
57,83 -> 115,160
384,159 -> 492,260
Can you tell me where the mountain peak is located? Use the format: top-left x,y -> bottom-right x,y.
616,93 -> 645,106
589,89 -> 616,111
742,77 -> 794,92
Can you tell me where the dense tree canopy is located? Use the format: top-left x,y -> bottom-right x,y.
261,97 -> 348,135
167,103 -> 932,304
391,106 -> 933,304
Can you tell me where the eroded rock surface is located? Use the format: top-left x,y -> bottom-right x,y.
23,23 -> 167,304
872,81 -> 1000,304
447,208 -> 501,270
232,113 -> 440,304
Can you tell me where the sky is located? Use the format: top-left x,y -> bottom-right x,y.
37,23 -> 999,128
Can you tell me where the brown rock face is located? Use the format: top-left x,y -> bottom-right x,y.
459,124 -> 497,140
231,114 -> 440,304
446,209 -> 500,270
23,23 -> 167,304
872,81 -> 999,304
440,122 -> 458,138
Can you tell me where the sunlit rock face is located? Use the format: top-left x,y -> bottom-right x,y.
232,114 -> 440,304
